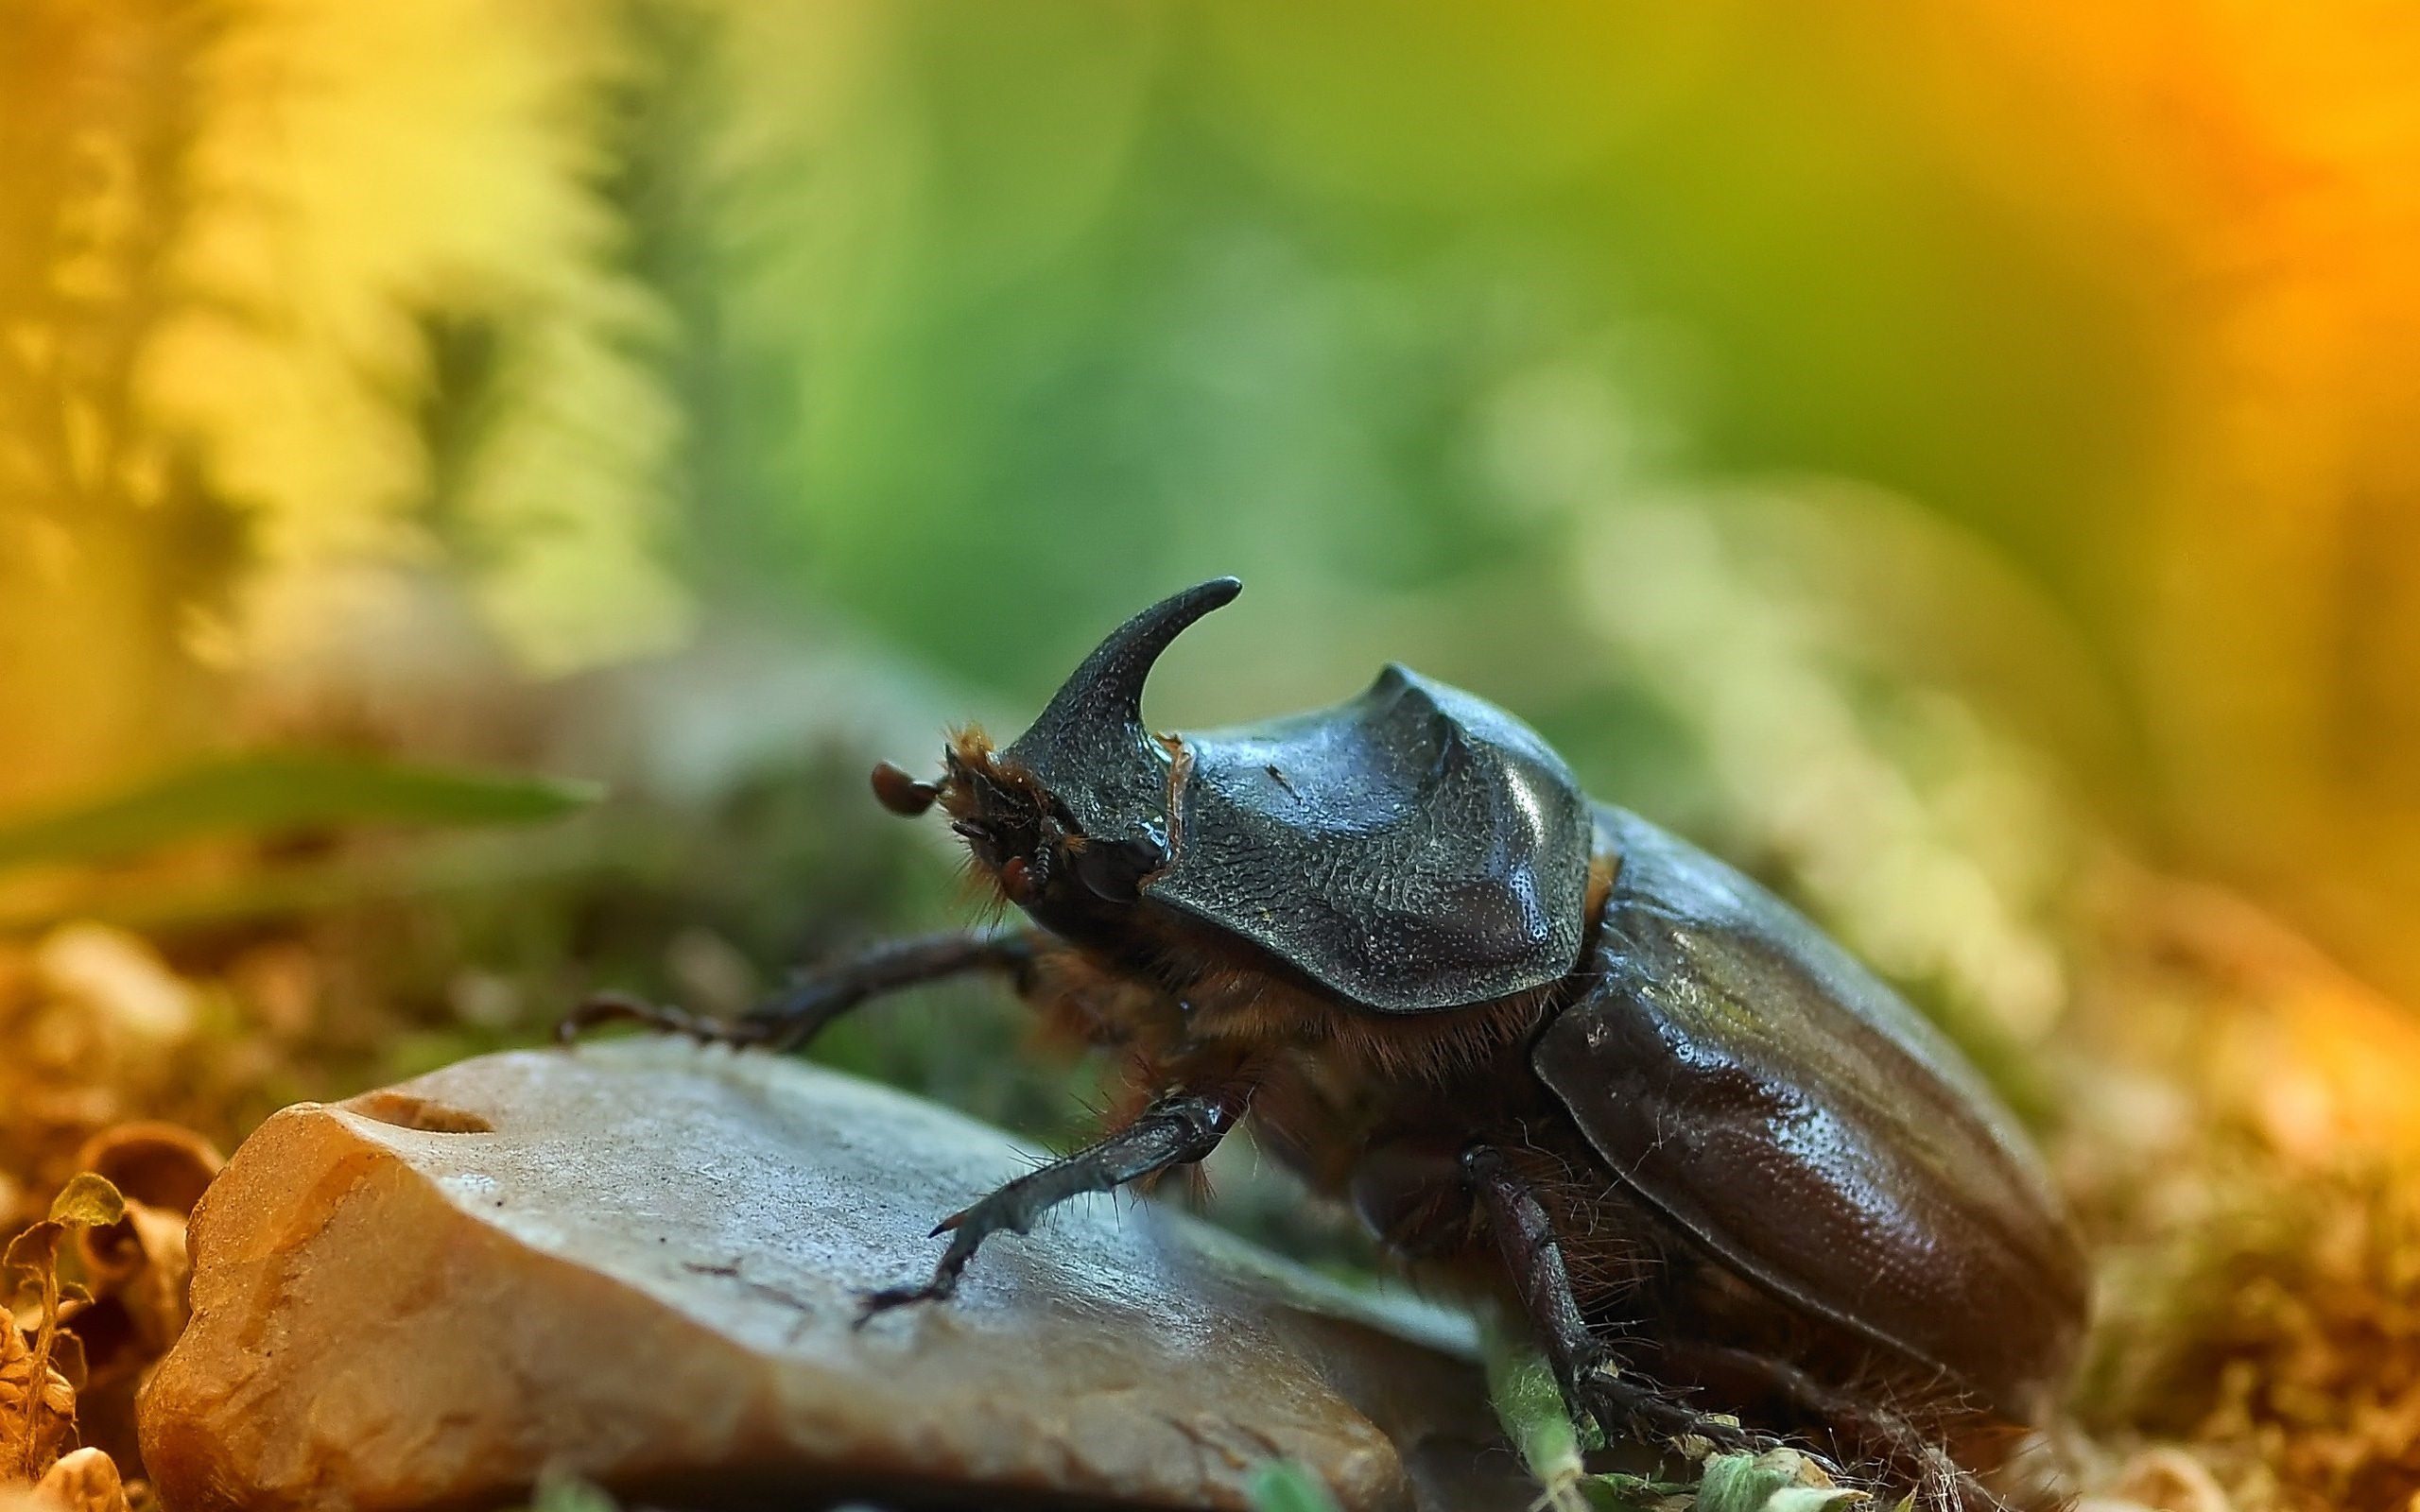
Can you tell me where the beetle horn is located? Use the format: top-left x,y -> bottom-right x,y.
1012,577 -> 1240,757
1000,577 -> 1241,836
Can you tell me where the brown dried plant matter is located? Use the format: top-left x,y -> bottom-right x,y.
3,1175 -> 123,1484
0,1324 -> 74,1486
2083,1163 -> 2420,1512
60,1127 -> 217,1396
2,1141 -> 212,1512
2059,868 -> 2420,1512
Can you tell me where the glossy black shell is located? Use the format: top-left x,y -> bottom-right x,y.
1533,806 -> 2089,1418
1155,665 -> 1595,1012
994,581 -> 2084,1415
1001,581 -> 1594,1014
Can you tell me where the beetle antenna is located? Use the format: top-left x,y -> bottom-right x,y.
870,761 -> 940,816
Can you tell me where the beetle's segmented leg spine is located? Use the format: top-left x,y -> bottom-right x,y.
742,928 -> 1039,1051
555,992 -> 773,1047
857,1077 -> 1253,1323
556,928 -> 1039,1052
1464,1143 -> 1754,1457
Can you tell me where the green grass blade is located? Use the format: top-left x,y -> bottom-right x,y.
1481,1306 -> 1594,1474
0,751 -> 602,869
1246,1460 -> 1344,1512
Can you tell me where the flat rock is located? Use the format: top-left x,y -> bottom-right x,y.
138,1041 -> 1521,1512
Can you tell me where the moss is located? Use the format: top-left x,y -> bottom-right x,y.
2079,1160 -> 2420,1512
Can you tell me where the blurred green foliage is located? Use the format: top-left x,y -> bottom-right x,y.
0,0 -> 2139,1194
1244,1460 -> 1346,1512
0,754 -> 596,871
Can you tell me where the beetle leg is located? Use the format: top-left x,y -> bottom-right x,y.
1462,1145 -> 1756,1458
1660,1342 -> 2012,1512
557,928 -> 1040,1051
857,1075 -> 1254,1322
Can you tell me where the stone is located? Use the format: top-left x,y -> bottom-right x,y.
31,1450 -> 131,1512
138,1041 -> 1524,1512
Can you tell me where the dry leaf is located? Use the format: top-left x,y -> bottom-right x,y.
69,1127 -> 219,1219
0,1322 -> 76,1481
73,1215 -> 146,1295
42,1183 -> 120,1238
71,1203 -> 188,1379
42,1159 -> 196,1390
2,1168 -> 191,1395
39,1336 -> 82,1400
1,1228 -> 61,1289
0,1175 -> 122,1484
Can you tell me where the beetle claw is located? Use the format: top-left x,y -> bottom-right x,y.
1571,1368 -> 1757,1463
852,1276 -> 957,1328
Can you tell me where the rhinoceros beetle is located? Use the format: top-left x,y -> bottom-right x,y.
566,578 -> 2087,1508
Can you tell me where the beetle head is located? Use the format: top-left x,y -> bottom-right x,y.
868,577 -> 1241,916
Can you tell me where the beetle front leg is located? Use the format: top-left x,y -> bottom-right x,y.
858,1074 -> 1254,1321
1462,1144 -> 1755,1458
559,928 -> 1040,1051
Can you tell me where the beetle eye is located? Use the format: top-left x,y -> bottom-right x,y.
950,819 -> 994,853
1071,835 -> 1166,902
